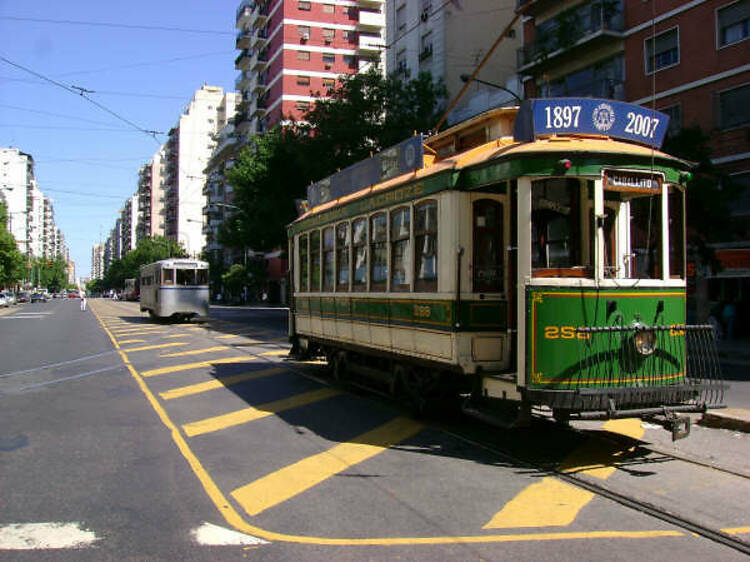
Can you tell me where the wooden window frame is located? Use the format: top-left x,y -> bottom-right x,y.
370,213 -> 388,292
352,217 -> 368,292
414,200 -> 438,292
390,206 -> 411,292
336,222 -> 350,292
322,226 -> 335,292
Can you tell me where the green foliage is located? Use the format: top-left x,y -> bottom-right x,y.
102,236 -> 187,289
225,68 -> 446,254
221,263 -> 247,301
0,203 -> 26,287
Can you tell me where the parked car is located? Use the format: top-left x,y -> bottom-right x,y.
3,291 -> 16,305
30,292 -> 48,303
0,295 -> 7,308
16,292 -> 30,303
67,290 -> 80,299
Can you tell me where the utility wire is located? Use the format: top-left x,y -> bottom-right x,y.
1,16 -> 234,36
0,55 -> 163,142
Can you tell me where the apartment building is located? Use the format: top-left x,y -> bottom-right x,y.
136,147 -> 166,242
1,147 -> 35,256
234,0 -> 385,137
92,243 -> 104,280
386,0 -> 521,124
43,196 -> 55,259
163,85 -> 239,257
120,195 -> 138,255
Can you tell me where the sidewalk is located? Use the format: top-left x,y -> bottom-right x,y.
703,336 -> 750,433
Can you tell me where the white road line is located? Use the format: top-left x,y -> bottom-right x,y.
2,365 -> 123,393
0,522 -> 99,550
0,351 -> 118,379
190,522 -> 269,546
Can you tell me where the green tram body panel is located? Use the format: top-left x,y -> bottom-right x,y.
526,287 -> 687,390
294,296 -> 507,333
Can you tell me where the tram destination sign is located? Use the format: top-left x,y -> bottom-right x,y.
306,135 -> 424,208
514,98 -> 670,149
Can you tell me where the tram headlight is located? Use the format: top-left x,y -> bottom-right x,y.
633,326 -> 656,356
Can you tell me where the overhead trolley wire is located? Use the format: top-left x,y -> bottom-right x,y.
0,16 -> 234,36
0,55 -> 164,143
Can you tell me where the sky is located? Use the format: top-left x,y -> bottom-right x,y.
0,0 -> 241,279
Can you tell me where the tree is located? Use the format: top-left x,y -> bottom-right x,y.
0,203 -> 25,287
226,68 -> 446,254
102,236 -> 186,289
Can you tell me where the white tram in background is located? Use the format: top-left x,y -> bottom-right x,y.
287,98 -> 725,438
139,259 -> 209,321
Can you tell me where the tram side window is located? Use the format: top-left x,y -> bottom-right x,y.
370,213 -> 388,291
352,218 -> 367,291
391,206 -> 411,291
336,222 -> 350,291
415,200 -> 438,292
628,194 -> 661,279
590,201 -> 618,277
162,268 -> 174,285
323,227 -> 335,291
532,179 -> 589,277
668,187 -> 685,279
197,269 -> 208,285
299,234 -> 309,292
177,269 -> 197,285
473,199 -> 504,292
310,230 -> 321,291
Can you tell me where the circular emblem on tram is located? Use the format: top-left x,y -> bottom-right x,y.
592,103 -> 616,132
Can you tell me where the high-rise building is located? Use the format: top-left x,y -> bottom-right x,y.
0,147 -> 35,256
137,147 -> 166,242
91,243 -> 104,280
234,0 -> 386,138
163,85 -> 239,256
120,195 -> 138,255
386,0 -> 522,124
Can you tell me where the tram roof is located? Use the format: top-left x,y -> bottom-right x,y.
292,133 -> 690,225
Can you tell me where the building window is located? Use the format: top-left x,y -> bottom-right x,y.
342,30 -> 354,41
323,227 -> 334,291
542,55 -> 624,99
295,101 -> 311,111
390,206 -> 411,291
370,213 -> 387,291
297,75 -> 311,86
298,1 -> 311,10
420,31 -> 433,61
297,50 -> 311,61
343,55 -> 356,67
322,53 -> 336,64
645,27 -> 679,74
396,4 -> 407,33
659,104 -> 682,137
352,218 -> 367,291
322,28 -> 335,42
336,222 -> 350,291
298,25 -> 311,39
323,4 -> 335,13
717,0 -> 750,47
414,200 -> 437,291
322,78 -> 336,90
717,83 -> 750,129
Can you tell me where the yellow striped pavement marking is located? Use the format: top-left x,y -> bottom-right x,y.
113,328 -> 165,336
258,349 -> 289,357
164,333 -> 190,339
160,345 -> 228,358
182,387 -> 340,437
159,367 -> 286,400
230,417 -> 423,516
142,356 -> 256,377
118,339 -> 145,344
217,334 -> 241,339
123,342 -> 189,353
723,526 -> 750,535
484,419 -> 644,529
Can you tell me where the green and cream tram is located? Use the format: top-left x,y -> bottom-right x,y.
287,99 -> 725,438
139,259 -> 209,321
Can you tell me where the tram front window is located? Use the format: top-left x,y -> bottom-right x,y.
176,269 -> 197,285
627,193 -> 661,279
531,178 -> 591,277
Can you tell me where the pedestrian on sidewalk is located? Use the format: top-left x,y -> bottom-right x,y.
80,292 -> 87,311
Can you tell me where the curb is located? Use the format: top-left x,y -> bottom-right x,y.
699,408 -> 750,433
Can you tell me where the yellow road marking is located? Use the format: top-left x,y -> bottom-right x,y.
165,333 -> 190,339
142,356 -> 256,377
159,367 -> 286,400
113,328 -> 165,336
182,387 -> 340,437
231,417 -> 423,516
89,300 -> 688,545
483,478 -> 595,529
160,345 -> 228,358
118,339 -> 145,344
124,342 -> 188,353
258,349 -> 289,357
217,334 -> 241,339
484,418 -> 644,529
723,526 -> 750,535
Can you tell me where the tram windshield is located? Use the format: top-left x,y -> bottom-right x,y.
175,268 -> 209,286
530,176 -> 685,280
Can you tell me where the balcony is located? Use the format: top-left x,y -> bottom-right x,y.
235,49 -> 252,71
517,0 -> 624,72
357,33 -> 384,54
235,71 -> 252,90
516,0 -> 558,17
236,0 -> 254,28
357,9 -> 385,30
253,27 -> 269,50
252,50 -> 268,72
252,74 -> 268,94
236,28 -> 252,50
